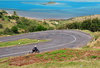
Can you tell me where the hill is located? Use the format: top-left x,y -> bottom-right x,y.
67,14 -> 100,23
0,10 -> 56,37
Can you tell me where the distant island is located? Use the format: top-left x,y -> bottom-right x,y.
42,1 -> 58,5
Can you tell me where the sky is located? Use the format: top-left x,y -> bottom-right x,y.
0,0 -> 100,2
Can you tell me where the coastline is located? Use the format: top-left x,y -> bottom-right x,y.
1,1 -> 100,21
6,10 -> 37,20
5,10 -> 68,20
4,10 -> 100,21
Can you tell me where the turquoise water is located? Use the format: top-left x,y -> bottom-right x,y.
0,1 -> 100,19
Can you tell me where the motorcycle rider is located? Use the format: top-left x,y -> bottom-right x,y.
32,45 -> 39,53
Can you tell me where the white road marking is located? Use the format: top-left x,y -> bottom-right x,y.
0,35 -> 76,58
40,35 -> 76,50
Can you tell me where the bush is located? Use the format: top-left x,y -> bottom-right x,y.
0,13 -> 3,18
0,24 -> 3,28
35,24 -> 47,31
0,10 -> 8,18
2,16 -> 9,21
27,25 -> 36,32
58,18 -> 100,32
4,28 -> 13,35
80,18 -> 100,32
11,26 -> 18,33
2,10 -> 8,15
27,24 -> 47,32
0,31 -> 3,35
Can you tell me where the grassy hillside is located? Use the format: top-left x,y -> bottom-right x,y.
0,10 -> 56,37
1,48 -> 100,68
1,59 -> 100,68
67,14 -> 100,23
0,19 -> 15,31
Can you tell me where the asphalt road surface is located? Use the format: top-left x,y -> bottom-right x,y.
0,30 -> 92,58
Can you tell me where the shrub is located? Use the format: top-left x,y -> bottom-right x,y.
2,10 -> 8,15
11,26 -> 18,33
35,24 -> 47,31
0,31 -> 3,35
0,24 -> 3,28
27,25 -> 36,32
58,18 -> 100,32
81,18 -> 100,32
2,16 -> 9,21
90,56 -> 98,59
3,28 -> 13,35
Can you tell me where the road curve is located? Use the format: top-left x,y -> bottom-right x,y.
0,30 -> 92,58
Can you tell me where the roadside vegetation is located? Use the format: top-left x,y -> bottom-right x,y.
0,39 -> 49,48
57,18 -> 100,32
80,30 -> 100,49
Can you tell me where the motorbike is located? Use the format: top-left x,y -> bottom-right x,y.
29,49 -> 40,53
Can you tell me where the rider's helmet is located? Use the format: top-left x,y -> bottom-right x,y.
34,45 -> 37,47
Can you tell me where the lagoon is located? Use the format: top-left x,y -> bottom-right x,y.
0,1 -> 100,19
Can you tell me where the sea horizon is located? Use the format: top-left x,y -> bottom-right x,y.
0,1 -> 100,19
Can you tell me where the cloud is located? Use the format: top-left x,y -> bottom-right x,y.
0,0 -> 100,2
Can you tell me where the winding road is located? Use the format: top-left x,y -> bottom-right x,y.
0,30 -> 92,58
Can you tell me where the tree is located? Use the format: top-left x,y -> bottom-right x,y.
13,11 -> 18,16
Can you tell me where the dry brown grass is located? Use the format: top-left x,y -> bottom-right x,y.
89,37 -> 100,48
67,14 -> 100,23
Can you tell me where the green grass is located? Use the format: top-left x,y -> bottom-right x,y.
0,39 -> 49,47
0,19 -> 15,30
34,49 -> 84,61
